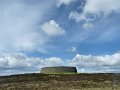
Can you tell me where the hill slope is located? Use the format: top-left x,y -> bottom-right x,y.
0,73 -> 120,90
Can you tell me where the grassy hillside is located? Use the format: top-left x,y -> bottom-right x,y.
0,73 -> 120,90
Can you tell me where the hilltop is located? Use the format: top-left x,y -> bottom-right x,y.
0,73 -> 120,90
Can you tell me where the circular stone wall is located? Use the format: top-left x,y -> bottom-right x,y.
40,66 -> 77,74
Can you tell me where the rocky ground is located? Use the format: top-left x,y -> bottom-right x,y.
0,73 -> 120,90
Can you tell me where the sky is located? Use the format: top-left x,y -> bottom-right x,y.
0,0 -> 120,76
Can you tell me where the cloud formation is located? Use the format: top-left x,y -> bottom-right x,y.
83,22 -> 93,29
0,52 -> 120,75
0,0 -> 120,76
69,0 -> 120,28
0,53 -> 65,76
57,0 -> 74,6
40,20 -> 65,36
69,53 -> 120,73
0,0 -> 55,52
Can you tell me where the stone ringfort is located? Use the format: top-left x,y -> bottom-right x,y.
40,66 -> 77,74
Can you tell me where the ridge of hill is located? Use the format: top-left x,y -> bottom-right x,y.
0,73 -> 120,90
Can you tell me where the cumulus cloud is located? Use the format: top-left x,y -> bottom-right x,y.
83,0 -> 120,17
57,0 -> 74,7
40,20 -> 65,36
0,53 -> 65,76
69,0 -> 120,28
69,53 -> 120,73
0,52 -> 120,75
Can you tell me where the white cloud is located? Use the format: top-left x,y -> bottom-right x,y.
83,22 -> 93,29
40,20 -> 65,36
69,0 -> 120,27
0,0 -> 55,52
69,53 -> 120,73
0,53 -> 65,76
0,52 -> 120,75
57,0 -> 74,7
68,47 -> 77,53
83,0 -> 120,17
69,11 -> 89,23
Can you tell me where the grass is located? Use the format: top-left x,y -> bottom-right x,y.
0,73 -> 120,90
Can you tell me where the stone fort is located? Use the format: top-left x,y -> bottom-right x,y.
40,66 -> 77,74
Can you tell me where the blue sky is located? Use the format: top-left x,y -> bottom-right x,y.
0,0 -> 120,75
